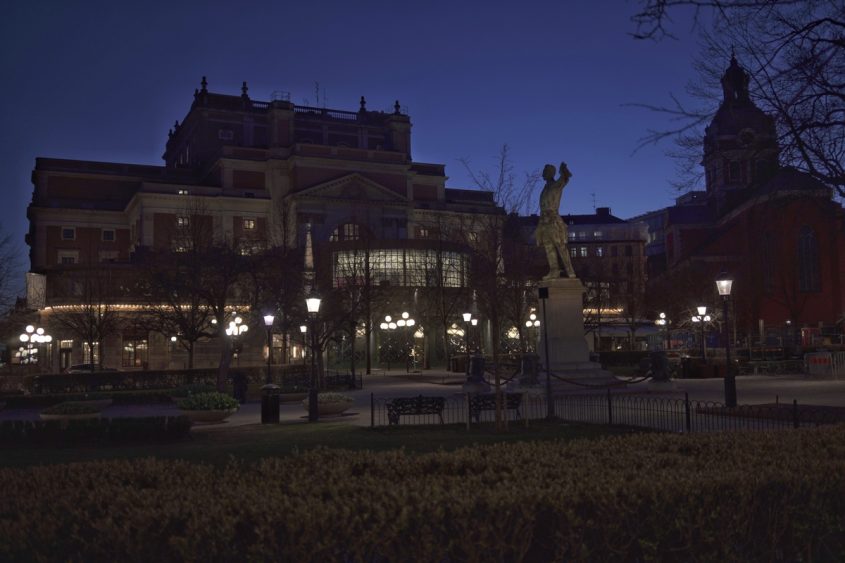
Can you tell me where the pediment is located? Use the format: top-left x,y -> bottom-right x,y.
297,174 -> 406,202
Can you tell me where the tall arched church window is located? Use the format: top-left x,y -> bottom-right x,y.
798,226 -> 820,292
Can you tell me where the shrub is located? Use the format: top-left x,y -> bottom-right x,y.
40,402 -> 101,416
0,427 -> 844,561
317,392 -> 353,404
169,384 -> 217,398
177,392 -> 239,411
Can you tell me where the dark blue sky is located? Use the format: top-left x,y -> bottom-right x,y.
2,0 -> 705,264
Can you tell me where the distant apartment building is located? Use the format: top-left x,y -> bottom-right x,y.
519,207 -> 650,350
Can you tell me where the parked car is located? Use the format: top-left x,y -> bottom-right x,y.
63,364 -> 119,374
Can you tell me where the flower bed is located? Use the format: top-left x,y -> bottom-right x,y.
2,427 -> 843,560
178,392 -> 239,424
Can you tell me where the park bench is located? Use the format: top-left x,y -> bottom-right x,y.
386,395 -> 445,425
469,393 -> 523,423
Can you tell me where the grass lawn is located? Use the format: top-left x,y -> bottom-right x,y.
0,420 -> 634,468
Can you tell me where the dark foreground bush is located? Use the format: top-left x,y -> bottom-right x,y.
1,427 -> 844,561
0,416 -> 190,446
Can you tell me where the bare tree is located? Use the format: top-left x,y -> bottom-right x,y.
49,264 -> 122,369
0,225 -> 21,311
630,0 -> 844,194
461,145 -> 539,430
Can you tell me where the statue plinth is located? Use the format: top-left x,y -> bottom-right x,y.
537,277 -> 619,390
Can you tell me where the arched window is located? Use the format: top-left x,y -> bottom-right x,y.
798,226 -> 820,292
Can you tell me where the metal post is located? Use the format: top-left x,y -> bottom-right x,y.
723,296 -> 737,407
540,287 -> 553,419
606,388 -> 613,425
465,322 -> 470,376
700,322 -> 707,361
265,326 -> 273,384
308,315 -> 318,422
684,392 -> 691,433
370,392 -> 374,428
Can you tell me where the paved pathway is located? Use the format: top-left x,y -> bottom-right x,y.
4,370 -> 845,431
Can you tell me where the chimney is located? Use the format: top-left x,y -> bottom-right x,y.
596,207 -> 610,217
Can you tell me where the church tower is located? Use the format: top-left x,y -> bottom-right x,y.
702,55 -> 780,210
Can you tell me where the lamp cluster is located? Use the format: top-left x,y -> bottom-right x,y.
18,325 -> 52,365
225,316 -> 249,337
380,312 -> 416,330
524,312 -> 540,328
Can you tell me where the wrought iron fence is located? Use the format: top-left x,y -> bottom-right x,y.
369,390 -> 843,432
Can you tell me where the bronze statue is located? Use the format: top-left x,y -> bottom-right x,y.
536,162 -> 576,279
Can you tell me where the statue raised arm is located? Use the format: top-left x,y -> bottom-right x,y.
535,162 -> 576,279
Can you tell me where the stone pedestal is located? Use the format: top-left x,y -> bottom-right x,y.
537,277 -> 619,390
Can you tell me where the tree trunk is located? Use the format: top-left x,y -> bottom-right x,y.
188,341 -> 195,369
217,333 -> 232,392
349,328 -> 356,379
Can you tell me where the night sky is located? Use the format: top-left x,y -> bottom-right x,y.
2,0 -> 704,269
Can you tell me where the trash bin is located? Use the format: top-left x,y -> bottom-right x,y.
468,354 -> 485,382
261,384 -> 280,424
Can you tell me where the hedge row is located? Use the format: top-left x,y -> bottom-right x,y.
24,364 -> 311,394
0,415 -> 191,446
2,427 -> 844,561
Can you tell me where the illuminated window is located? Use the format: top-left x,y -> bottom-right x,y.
593,231 -> 603,239
243,218 -> 256,230
579,247 -> 588,257
82,342 -> 100,365
176,216 -> 189,228
418,227 -> 430,238
332,249 -> 468,288
570,248 -> 577,257
596,247 -> 604,257
468,232 -> 479,243
122,339 -> 148,368
177,189 -> 189,195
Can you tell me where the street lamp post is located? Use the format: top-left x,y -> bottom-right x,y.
691,306 -> 710,360
655,312 -> 669,350
263,313 -> 275,384
19,324 -> 52,370
379,313 -> 417,372
462,312 -> 472,375
299,324 -> 308,365
225,316 -> 248,367
524,312 -> 541,353
716,273 -> 736,407
306,293 -> 322,422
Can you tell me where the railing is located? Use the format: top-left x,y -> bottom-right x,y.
369,391 -> 843,431
804,351 -> 845,378
293,105 -> 359,121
